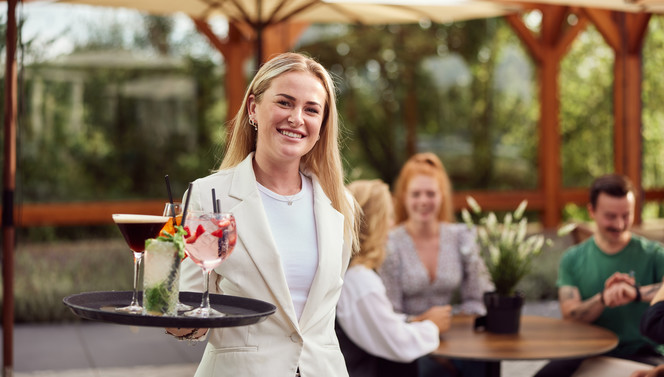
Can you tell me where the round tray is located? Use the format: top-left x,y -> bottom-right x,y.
63,291 -> 276,328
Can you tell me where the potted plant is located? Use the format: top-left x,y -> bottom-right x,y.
461,197 -> 553,333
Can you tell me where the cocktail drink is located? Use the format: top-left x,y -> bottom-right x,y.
112,214 -> 170,314
183,211 -> 237,318
161,202 -> 192,311
143,235 -> 184,316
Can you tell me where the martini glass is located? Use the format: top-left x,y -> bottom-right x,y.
183,211 -> 237,318
112,214 -> 170,314
162,202 -> 193,311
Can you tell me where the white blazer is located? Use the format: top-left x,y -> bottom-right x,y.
180,153 -> 352,377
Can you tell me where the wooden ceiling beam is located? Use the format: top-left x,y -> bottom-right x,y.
582,8 -> 621,50
555,15 -> 590,57
505,14 -> 544,62
627,12 -> 651,52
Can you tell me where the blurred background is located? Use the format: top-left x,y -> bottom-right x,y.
2,2 -> 664,322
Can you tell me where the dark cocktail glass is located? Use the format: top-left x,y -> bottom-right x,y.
112,214 -> 170,314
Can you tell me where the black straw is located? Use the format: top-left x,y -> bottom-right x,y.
181,182 -> 193,228
212,188 -> 218,213
164,175 -> 177,227
216,199 -> 221,214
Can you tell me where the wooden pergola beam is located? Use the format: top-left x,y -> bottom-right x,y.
507,5 -> 579,228
582,9 -> 650,223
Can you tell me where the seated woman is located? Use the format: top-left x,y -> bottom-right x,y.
378,152 -> 493,377
336,179 -> 452,377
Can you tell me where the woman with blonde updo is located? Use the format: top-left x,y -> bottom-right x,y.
336,179 -> 452,377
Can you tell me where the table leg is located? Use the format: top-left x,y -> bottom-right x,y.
486,361 -> 500,377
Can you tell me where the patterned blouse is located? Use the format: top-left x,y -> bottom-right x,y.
378,223 -> 493,316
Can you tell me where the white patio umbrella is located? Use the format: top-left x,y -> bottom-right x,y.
55,0 -> 523,61
56,0 -> 519,23
498,0 -> 664,13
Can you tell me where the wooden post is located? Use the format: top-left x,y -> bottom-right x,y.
506,6 -> 586,227
3,0 -> 18,375
583,9 -> 650,224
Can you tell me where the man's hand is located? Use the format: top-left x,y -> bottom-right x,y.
603,281 -> 638,307
604,272 -> 635,289
603,272 -> 638,307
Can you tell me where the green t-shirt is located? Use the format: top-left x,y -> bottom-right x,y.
557,235 -> 664,356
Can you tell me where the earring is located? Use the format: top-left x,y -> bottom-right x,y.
249,118 -> 258,131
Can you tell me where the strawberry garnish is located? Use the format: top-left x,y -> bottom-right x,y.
185,224 -> 206,244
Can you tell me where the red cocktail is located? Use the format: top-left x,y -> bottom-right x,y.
183,211 -> 237,318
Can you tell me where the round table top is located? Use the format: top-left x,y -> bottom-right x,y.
434,315 -> 619,361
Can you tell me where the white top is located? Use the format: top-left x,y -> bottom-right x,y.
257,173 -> 318,320
336,265 -> 440,363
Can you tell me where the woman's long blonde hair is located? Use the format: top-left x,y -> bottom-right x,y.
220,52 -> 358,251
393,152 -> 454,224
347,180 -> 394,270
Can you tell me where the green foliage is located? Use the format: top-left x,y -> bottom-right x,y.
560,26 -> 614,187
299,19 -> 538,189
9,13 -> 225,241
643,17 -> 664,201
2,239 -> 132,322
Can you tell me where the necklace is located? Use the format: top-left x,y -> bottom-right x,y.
283,190 -> 302,206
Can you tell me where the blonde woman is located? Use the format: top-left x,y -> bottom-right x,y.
169,52 -> 359,377
336,179 -> 452,377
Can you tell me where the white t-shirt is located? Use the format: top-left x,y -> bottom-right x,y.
257,173 -> 318,320
336,265 -> 440,362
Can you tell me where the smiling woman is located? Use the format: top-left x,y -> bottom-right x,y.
379,152 -> 493,377
248,70 -> 326,187
172,52 -> 360,377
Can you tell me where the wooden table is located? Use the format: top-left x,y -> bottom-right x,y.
433,315 -> 618,377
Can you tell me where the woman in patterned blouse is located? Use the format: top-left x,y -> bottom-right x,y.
378,152 -> 493,377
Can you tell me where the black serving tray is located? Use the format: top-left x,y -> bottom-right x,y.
63,291 -> 276,328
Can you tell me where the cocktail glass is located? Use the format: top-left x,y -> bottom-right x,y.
143,238 -> 181,316
112,214 -> 170,314
183,211 -> 237,318
162,202 -> 193,311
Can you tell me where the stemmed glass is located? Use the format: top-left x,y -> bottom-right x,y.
183,211 -> 237,318
112,213 -> 170,314
162,202 -> 193,311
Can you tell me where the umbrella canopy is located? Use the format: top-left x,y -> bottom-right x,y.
55,0 -> 522,61
56,0 -> 520,24
500,0 -> 664,13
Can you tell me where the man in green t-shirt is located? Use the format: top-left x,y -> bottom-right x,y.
535,174 -> 664,377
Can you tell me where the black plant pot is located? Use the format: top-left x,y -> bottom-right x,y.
476,291 -> 525,334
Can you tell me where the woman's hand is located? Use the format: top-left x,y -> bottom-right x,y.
630,364 -> 664,377
165,327 -> 209,340
412,305 -> 452,334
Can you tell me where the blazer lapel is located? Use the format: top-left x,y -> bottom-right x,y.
298,175 -> 345,330
224,156 -> 300,329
